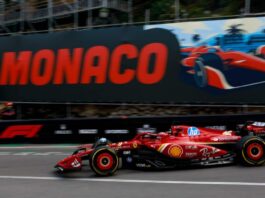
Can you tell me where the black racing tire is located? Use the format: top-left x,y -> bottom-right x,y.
89,146 -> 119,176
237,136 -> 265,166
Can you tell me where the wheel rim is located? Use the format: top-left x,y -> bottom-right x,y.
96,153 -> 114,170
246,143 -> 264,161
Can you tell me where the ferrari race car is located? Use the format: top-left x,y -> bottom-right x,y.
55,122 -> 265,176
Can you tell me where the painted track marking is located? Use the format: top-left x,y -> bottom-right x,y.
0,176 -> 264,186
0,152 -> 70,156
0,145 -> 79,149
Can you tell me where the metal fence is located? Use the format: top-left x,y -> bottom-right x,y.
0,0 -> 264,37
1,0 -> 129,23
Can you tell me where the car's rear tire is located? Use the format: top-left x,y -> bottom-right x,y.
89,146 -> 119,176
237,136 -> 265,166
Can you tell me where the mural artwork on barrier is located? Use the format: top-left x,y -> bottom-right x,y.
145,17 -> 265,90
0,16 -> 265,103
0,26 -> 180,103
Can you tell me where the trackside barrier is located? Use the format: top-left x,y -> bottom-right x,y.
0,113 -> 264,143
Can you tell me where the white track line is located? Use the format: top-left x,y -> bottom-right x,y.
0,145 -> 79,149
0,176 -> 264,186
0,152 -> 70,156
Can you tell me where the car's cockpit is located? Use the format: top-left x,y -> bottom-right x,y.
170,125 -> 184,136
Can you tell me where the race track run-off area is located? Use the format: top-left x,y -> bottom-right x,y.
0,145 -> 264,198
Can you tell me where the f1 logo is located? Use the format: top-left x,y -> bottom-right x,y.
0,125 -> 42,139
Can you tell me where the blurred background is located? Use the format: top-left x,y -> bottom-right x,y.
0,0 -> 263,34
2,103 -> 265,120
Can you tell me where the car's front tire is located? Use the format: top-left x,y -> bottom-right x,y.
89,146 -> 119,176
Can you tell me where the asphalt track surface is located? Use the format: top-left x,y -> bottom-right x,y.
0,145 -> 264,198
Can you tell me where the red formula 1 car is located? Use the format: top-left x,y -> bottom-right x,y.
55,122 -> 265,176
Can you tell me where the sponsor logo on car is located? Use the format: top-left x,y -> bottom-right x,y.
126,157 -> 133,163
71,159 -> 81,168
168,145 -> 183,158
222,131 -> 233,136
188,127 -> 200,136
205,126 -> 227,130
136,163 -> 151,168
200,148 -> 220,157
185,152 -> 198,158
185,145 -> 198,150
211,136 -> 239,141
123,151 -> 131,155
132,142 -> 138,149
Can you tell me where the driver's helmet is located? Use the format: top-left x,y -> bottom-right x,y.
98,137 -> 108,144
92,137 -> 110,149
171,125 -> 179,135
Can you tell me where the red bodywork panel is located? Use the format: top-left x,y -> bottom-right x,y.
246,122 -> 265,137
56,125 -> 241,171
